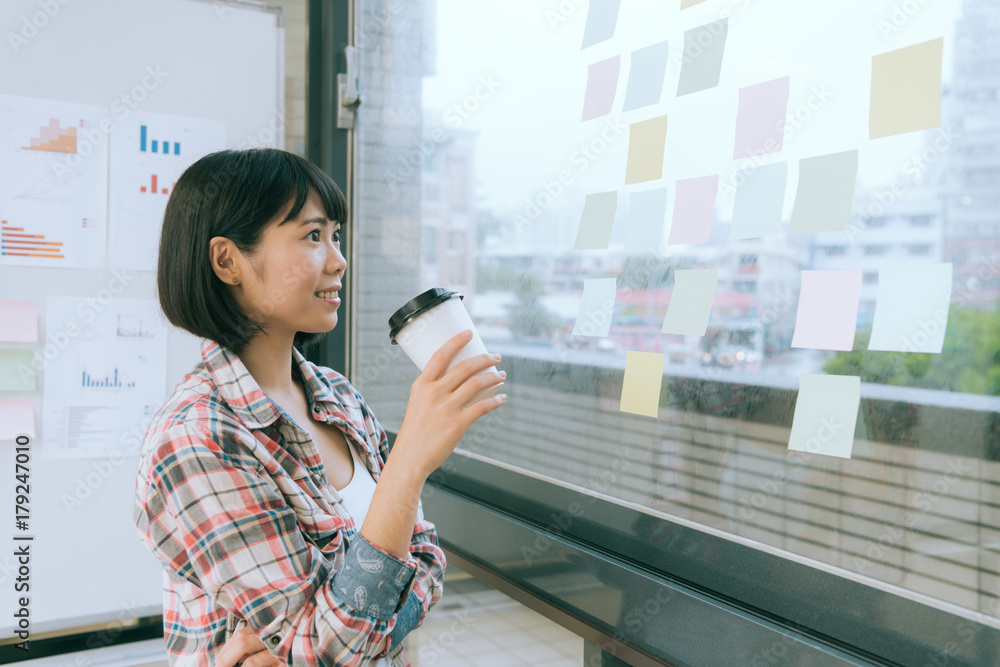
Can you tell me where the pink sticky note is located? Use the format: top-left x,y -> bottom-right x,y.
0,397 -> 35,440
582,56 -> 621,121
734,76 -> 790,159
0,299 -> 38,343
667,175 -> 718,245
791,270 -> 862,351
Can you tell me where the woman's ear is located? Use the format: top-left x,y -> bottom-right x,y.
209,237 -> 242,285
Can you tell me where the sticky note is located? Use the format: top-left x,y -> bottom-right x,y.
676,19 -> 729,96
581,0 -> 621,49
582,56 -> 620,121
870,38 -> 943,139
0,299 -> 38,343
869,263 -> 953,353
734,76 -> 790,159
0,349 -> 36,391
574,192 -> 618,249
791,270 -> 862,351
620,351 -> 663,418
730,161 -> 787,239
573,278 -> 617,337
625,115 -> 668,185
623,40 -> 670,111
0,397 -> 35,440
788,150 -> 859,233
668,175 -> 718,245
788,374 -> 860,459
661,268 -> 717,335
681,0 -> 707,7
625,188 -> 669,252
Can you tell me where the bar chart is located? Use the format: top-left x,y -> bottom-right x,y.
139,124 -> 181,155
138,174 -> 176,195
0,218 -> 65,259
23,118 -> 81,154
81,367 -> 136,389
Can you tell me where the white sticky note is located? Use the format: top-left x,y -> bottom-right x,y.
788,374 -> 860,459
573,278 -> 617,337
730,161 -> 787,240
625,188 -> 668,252
676,19 -> 728,97
0,397 -> 36,440
581,0 -> 621,49
573,192 -> 618,249
789,150 -> 859,233
869,263 -> 953,353
620,351 -> 664,418
791,270 -> 862,351
661,268 -> 717,336
623,40 -> 670,111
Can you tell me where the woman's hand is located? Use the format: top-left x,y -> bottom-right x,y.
216,626 -> 281,667
393,330 -> 506,480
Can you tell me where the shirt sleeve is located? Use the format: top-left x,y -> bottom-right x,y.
134,421 -> 424,666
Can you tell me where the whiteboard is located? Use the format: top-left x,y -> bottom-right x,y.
0,0 -> 283,638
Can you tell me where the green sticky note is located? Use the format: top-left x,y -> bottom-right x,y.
0,349 -> 36,391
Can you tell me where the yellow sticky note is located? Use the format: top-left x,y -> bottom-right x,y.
620,351 -> 663,418
870,37 -> 943,139
625,116 -> 668,185
681,0 -> 707,8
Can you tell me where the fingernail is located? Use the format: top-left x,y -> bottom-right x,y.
498,370 -> 507,378
498,394 -> 507,402
493,353 -> 502,360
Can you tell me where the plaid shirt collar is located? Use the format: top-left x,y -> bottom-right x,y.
200,338 -> 338,431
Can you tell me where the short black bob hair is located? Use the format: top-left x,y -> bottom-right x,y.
157,148 -> 347,355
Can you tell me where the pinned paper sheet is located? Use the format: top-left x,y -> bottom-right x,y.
676,19 -> 728,96
582,56 -> 620,121
788,374 -> 860,459
623,40 -> 670,111
581,0 -> 621,49
625,116 -> 668,185
573,192 -> 618,249
573,278 -> 617,337
791,270 -> 862,351
0,349 -> 36,391
869,263 -> 953,353
730,161 -> 787,240
625,188 -> 669,251
620,351 -> 664,418
870,38 -> 943,139
0,299 -> 38,343
668,175 -> 718,245
661,268 -> 718,336
788,150 -> 859,233
734,76 -> 790,159
0,397 -> 35,440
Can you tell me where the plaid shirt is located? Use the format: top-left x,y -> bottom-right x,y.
133,338 -> 446,666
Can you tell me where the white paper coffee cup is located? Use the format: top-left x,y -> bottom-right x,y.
389,288 -> 503,406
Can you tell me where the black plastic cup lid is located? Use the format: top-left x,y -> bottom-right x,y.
388,287 -> 464,343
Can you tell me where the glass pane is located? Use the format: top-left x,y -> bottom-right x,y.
352,0 -> 1000,623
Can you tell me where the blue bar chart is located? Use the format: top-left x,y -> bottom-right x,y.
81,366 -> 135,388
139,125 -> 181,155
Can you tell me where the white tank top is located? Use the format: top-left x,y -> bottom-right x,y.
335,445 -> 393,667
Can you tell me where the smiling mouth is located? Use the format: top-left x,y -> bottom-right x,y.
315,291 -> 339,300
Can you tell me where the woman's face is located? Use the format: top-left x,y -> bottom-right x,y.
230,189 -> 346,338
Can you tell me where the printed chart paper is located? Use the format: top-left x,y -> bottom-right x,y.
870,38 -> 943,139
869,263 -> 953,353
668,174 -> 718,245
0,298 -> 38,342
661,268 -> 718,336
623,40 -> 670,111
573,192 -> 618,249
582,56 -> 621,121
730,161 -> 787,239
0,397 -> 35,440
625,116 -> 668,185
0,348 -> 35,391
788,374 -> 860,459
791,270 -> 862,351
572,278 -> 617,337
733,76 -> 790,159
676,19 -> 729,96
581,0 -> 621,49
41,297 -> 168,459
620,351 -> 663,418
788,150 -> 859,233
624,188 -> 668,252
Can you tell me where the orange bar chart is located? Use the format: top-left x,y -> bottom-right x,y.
139,174 -> 172,194
1,218 -> 65,259
22,118 -> 79,154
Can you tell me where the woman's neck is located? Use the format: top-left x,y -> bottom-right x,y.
237,331 -> 298,396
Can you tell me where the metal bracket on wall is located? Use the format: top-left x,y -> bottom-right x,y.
337,45 -> 361,129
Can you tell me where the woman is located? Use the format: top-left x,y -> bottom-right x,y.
132,148 -> 505,666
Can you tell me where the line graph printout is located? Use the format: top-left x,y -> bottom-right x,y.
0,94 -> 109,269
41,297 -> 168,460
108,112 -> 225,271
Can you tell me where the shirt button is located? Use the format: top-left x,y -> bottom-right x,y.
269,635 -> 281,645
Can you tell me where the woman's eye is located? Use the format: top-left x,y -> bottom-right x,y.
308,230 -> 321,241
333,230 -> 341,243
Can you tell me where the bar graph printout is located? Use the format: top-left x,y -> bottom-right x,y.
108,111 -> 225,271
41,297 -> 168,460
0,94 -> 108,269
